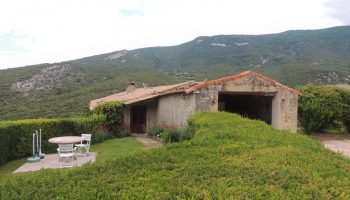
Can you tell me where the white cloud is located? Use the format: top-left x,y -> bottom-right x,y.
325,0 -> 350,25
0,0 -> 342,69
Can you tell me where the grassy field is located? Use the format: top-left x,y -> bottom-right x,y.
91,137 -> 145,162
0,158 -> 26,178
0,137 -> 144,180
1,112 -> 350,199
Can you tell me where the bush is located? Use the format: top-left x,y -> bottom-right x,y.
337,88 -> 350,132
297,84 -> 344,134
0,115 -> 111,166
162,127 -> 193,143
298,84 -> 350,134
2,112 -> 350,199
147,125 -> 163,137
93,101 -> 124,133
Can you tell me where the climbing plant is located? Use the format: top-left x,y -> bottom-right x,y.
93,101 -> 125,132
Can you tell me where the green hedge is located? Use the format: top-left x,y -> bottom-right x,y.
0,115 -> 112,166
298,84 -> 350,134
298,84 -> 343,133
337,88 -> 350,132
1,112 -> 350,199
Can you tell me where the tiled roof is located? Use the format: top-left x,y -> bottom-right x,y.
185,70 -> 302,95
90,70 -> 301,110
89,81 -> 199,109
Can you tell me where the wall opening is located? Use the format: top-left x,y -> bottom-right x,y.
130,105 -> 147,133
218,93 -> 273,124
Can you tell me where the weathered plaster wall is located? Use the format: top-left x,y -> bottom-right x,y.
220,76 -> 278,93
195,85 -> 219,112
271,89 -> 298,132
157,94 -> 196,127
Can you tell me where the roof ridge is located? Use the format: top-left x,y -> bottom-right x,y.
185,70 -> 301,95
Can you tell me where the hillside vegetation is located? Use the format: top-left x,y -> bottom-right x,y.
1,112 -> 350,199
1,26 -> 350,120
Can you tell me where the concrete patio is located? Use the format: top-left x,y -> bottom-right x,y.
13,153 -> 96,173
324,140 -> 350,158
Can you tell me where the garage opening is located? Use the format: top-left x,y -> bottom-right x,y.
218,93 -> 274,124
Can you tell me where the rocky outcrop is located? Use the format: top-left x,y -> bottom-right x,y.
11,64 -> 81,93
104,50 -> 128,60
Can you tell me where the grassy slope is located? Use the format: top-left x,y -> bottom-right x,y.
1,112 -> 350,199
0,158 -> 26,178
91,137 -> 145,162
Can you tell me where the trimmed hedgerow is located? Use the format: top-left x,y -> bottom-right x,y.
1,112 -> 350,199
0,115 -> 111,166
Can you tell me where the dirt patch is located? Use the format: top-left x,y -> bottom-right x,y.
312,133 -> 350,158
311,133 -> 350,141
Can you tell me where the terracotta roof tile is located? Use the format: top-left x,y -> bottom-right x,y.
89,81 -> 199,109
90,70 -> 301,110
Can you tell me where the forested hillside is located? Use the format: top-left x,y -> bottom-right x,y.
1,26 -> 350,120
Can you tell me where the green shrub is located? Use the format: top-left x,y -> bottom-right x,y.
336,88 -> 350,132
0,115 -> 111,166
93,101 -> 124,133
2,112 -> 350,199
147,125 -> 163,137
162,127 -> 193,143
298,84 -> 350,134
298,84 -> 344,134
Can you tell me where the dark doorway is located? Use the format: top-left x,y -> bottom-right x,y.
218,93 -> 273,124
130,105 -> 147,133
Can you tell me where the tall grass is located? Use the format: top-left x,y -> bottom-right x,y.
1,112 -> 350,199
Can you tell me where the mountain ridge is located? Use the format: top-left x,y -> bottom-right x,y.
1,25 -> 350,120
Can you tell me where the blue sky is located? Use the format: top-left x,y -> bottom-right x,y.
0,31 -> 32,53
0,0 -> 348,69
0,33 -> 17,52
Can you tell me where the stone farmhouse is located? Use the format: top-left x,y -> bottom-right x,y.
90,71 -> 301,133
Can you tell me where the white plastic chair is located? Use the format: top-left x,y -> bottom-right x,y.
57,143 -> 77,168
76,134 -> 91,157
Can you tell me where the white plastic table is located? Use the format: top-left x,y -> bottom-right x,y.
48,136 -> 83,144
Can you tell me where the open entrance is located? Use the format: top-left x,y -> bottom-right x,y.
218,93 -> 274,124
130,105 -> 146,133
